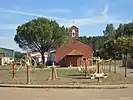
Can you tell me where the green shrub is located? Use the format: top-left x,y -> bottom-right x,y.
36,62 -> 46,68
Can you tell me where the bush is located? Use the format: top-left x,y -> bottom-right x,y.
15,61 -> 21,65
46,60 -> 56,66
36,62 -> 46,68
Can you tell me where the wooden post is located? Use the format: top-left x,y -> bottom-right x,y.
97,61 -> 101,82
125,60 -> 127,77
26,63 -> 30,84
102,60 -> 104,70
55,67 -> 58,79
125,54 -> 127,77
80,57 -> 83,72
114,59 -> 116,73
85,60 -> 88,77
51,67 -> 54,80
109,60 -> 111,72
12,63 -> 15,79
50,62 -> 57,80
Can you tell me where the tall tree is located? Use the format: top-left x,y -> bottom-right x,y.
14,51 -> 26,59
103,24 -> 119,72
116,24 -> 124,37
79,36 -> 105,58
117,36 -> 133,77
14,17 -> 69,64
117,22 -> 133,77
102,24 -> 117,58
103,24 -> 116,38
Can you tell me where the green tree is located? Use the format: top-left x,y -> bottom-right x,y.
79,36 -> 105,57
14,17 -> 69,64
102,24 -> 117,58
116,24 -> 124,37
102,24 -> 120,73
103,24 -> 116,38
14,51 -> 26,59
117,36 -> 133,77
79,36 -> 88,43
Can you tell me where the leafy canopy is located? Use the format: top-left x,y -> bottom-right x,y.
14,17 -> 69,53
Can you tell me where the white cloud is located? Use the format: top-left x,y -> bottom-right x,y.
0,8 -> 66,21
0,24 -> 18,30
60,5 -> 130,27
0,5 -> 131,30
101,5 -> 109,16
46,9 -> 71,13
60,15 -> 123,28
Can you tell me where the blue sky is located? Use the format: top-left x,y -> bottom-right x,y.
0,0 -> 132,51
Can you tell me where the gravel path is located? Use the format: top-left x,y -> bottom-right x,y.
0,87 -> 133,100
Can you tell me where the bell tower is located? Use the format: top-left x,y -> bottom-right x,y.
69,25 -> 79,40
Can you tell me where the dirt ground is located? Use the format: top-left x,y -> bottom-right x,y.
0,67 -> 133,85
0,87 -> 133,100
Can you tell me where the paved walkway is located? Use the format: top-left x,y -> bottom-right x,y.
0,84 -> 133,89
1,87 -> 133,100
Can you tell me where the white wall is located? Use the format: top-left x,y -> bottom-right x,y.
48,52 -> 56,61
0,57 -> 14,65
38,55 -> 48,63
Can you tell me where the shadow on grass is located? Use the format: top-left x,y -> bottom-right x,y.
0,69 -> 11,70
119,66 -> 133,69
81,81 -> 99,84
67,73 -> 85,77
119,66 -> 124,67
127,66 -> 133,69
74,77 -> 91,79
67,73 -> 92,79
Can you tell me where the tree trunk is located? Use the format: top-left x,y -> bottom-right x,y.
114,59 -> 116,73
125,54 -> 127,77
102,61 -> 104,70
109,60 -> 111,72
41,52 -> 45,64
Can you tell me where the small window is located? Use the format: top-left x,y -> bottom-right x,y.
72,29 -> 76,37
83,58 -> 86,60
62,58 -> 66,60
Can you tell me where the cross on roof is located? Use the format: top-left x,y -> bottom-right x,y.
72,20 -> 75,25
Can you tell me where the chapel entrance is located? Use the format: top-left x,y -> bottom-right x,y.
67,55 -> 82,67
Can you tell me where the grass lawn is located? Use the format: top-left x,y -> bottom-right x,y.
0,65 -> 133,85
